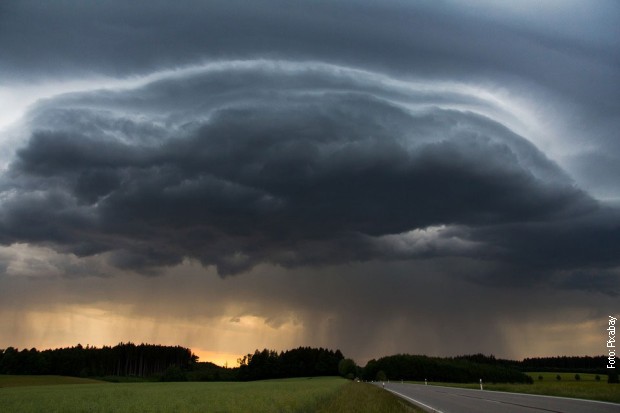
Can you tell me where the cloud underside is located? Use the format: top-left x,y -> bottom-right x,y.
0,63 -> 618,293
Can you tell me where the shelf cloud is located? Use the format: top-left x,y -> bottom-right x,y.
1,0 -> 618,362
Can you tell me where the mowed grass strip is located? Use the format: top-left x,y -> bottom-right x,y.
0,376 -> 423,413
315,382 -> 423,413
415,372 -> 620,404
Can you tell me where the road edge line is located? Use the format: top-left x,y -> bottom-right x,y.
386,388 -> 446,413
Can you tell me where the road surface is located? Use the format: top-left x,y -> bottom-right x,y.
374,382 -> 620,413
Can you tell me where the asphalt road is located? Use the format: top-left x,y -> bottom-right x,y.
374,382 -> 620,413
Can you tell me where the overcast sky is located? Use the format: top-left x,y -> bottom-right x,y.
1,0 -> 618,365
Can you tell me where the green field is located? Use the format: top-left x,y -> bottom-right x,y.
418,372 -> 620,404
0,376 -> 421,413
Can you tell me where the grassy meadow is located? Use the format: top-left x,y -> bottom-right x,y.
0,376 -> 421,413
419,372 -> 620,404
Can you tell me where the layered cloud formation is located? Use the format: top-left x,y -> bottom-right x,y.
0,1 -> 618,361
2,61 -> 616,280
1,61 -> 615,286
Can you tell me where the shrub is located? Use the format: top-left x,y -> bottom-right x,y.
160,366 -> 188,382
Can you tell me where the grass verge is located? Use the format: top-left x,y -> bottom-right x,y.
315,381 -> 423,413
413,372 -> 620,404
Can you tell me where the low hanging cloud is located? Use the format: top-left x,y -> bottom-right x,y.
1,61 -> 617,291
1,1 -> 619,363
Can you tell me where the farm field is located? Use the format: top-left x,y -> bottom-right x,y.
0,376 -> 421,413
413,372 -> 620,404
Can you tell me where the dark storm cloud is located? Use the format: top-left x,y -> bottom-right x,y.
1,63 -> 618,288
2,1 -> 618,101
0,1 -> 618,285
2,0 -> 618,197
1,1 -> 619,361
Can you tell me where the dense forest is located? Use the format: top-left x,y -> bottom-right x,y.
362,354 -> 532,383
0,344 -> 613,383
521,356 -> 609,373
0,343 -> 196,378
0,344 -> 343,382
237,347 -> 344,380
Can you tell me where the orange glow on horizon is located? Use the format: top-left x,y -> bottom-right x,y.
192,349 -> 243,368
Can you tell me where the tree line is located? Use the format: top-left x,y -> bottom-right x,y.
0,344 -> 343,382
236,347 -> 344,380
1,344 -> 614,384
361,354 -> 532,383
521,356 -> 609,373
357,353 -> 617,383
0,343 -> 196,378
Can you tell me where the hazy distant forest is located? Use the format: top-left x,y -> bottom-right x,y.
0,343 -> 614,383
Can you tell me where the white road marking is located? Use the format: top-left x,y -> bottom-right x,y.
386,388 -> 446,413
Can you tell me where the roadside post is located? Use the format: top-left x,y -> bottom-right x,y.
479,378 -> 483,390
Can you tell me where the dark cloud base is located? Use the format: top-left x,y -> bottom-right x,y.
1,1 -> 619,362
0,63 -> 617,294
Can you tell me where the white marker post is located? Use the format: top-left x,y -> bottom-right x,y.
424,378 -> 427,385
479,378 -> 483,390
